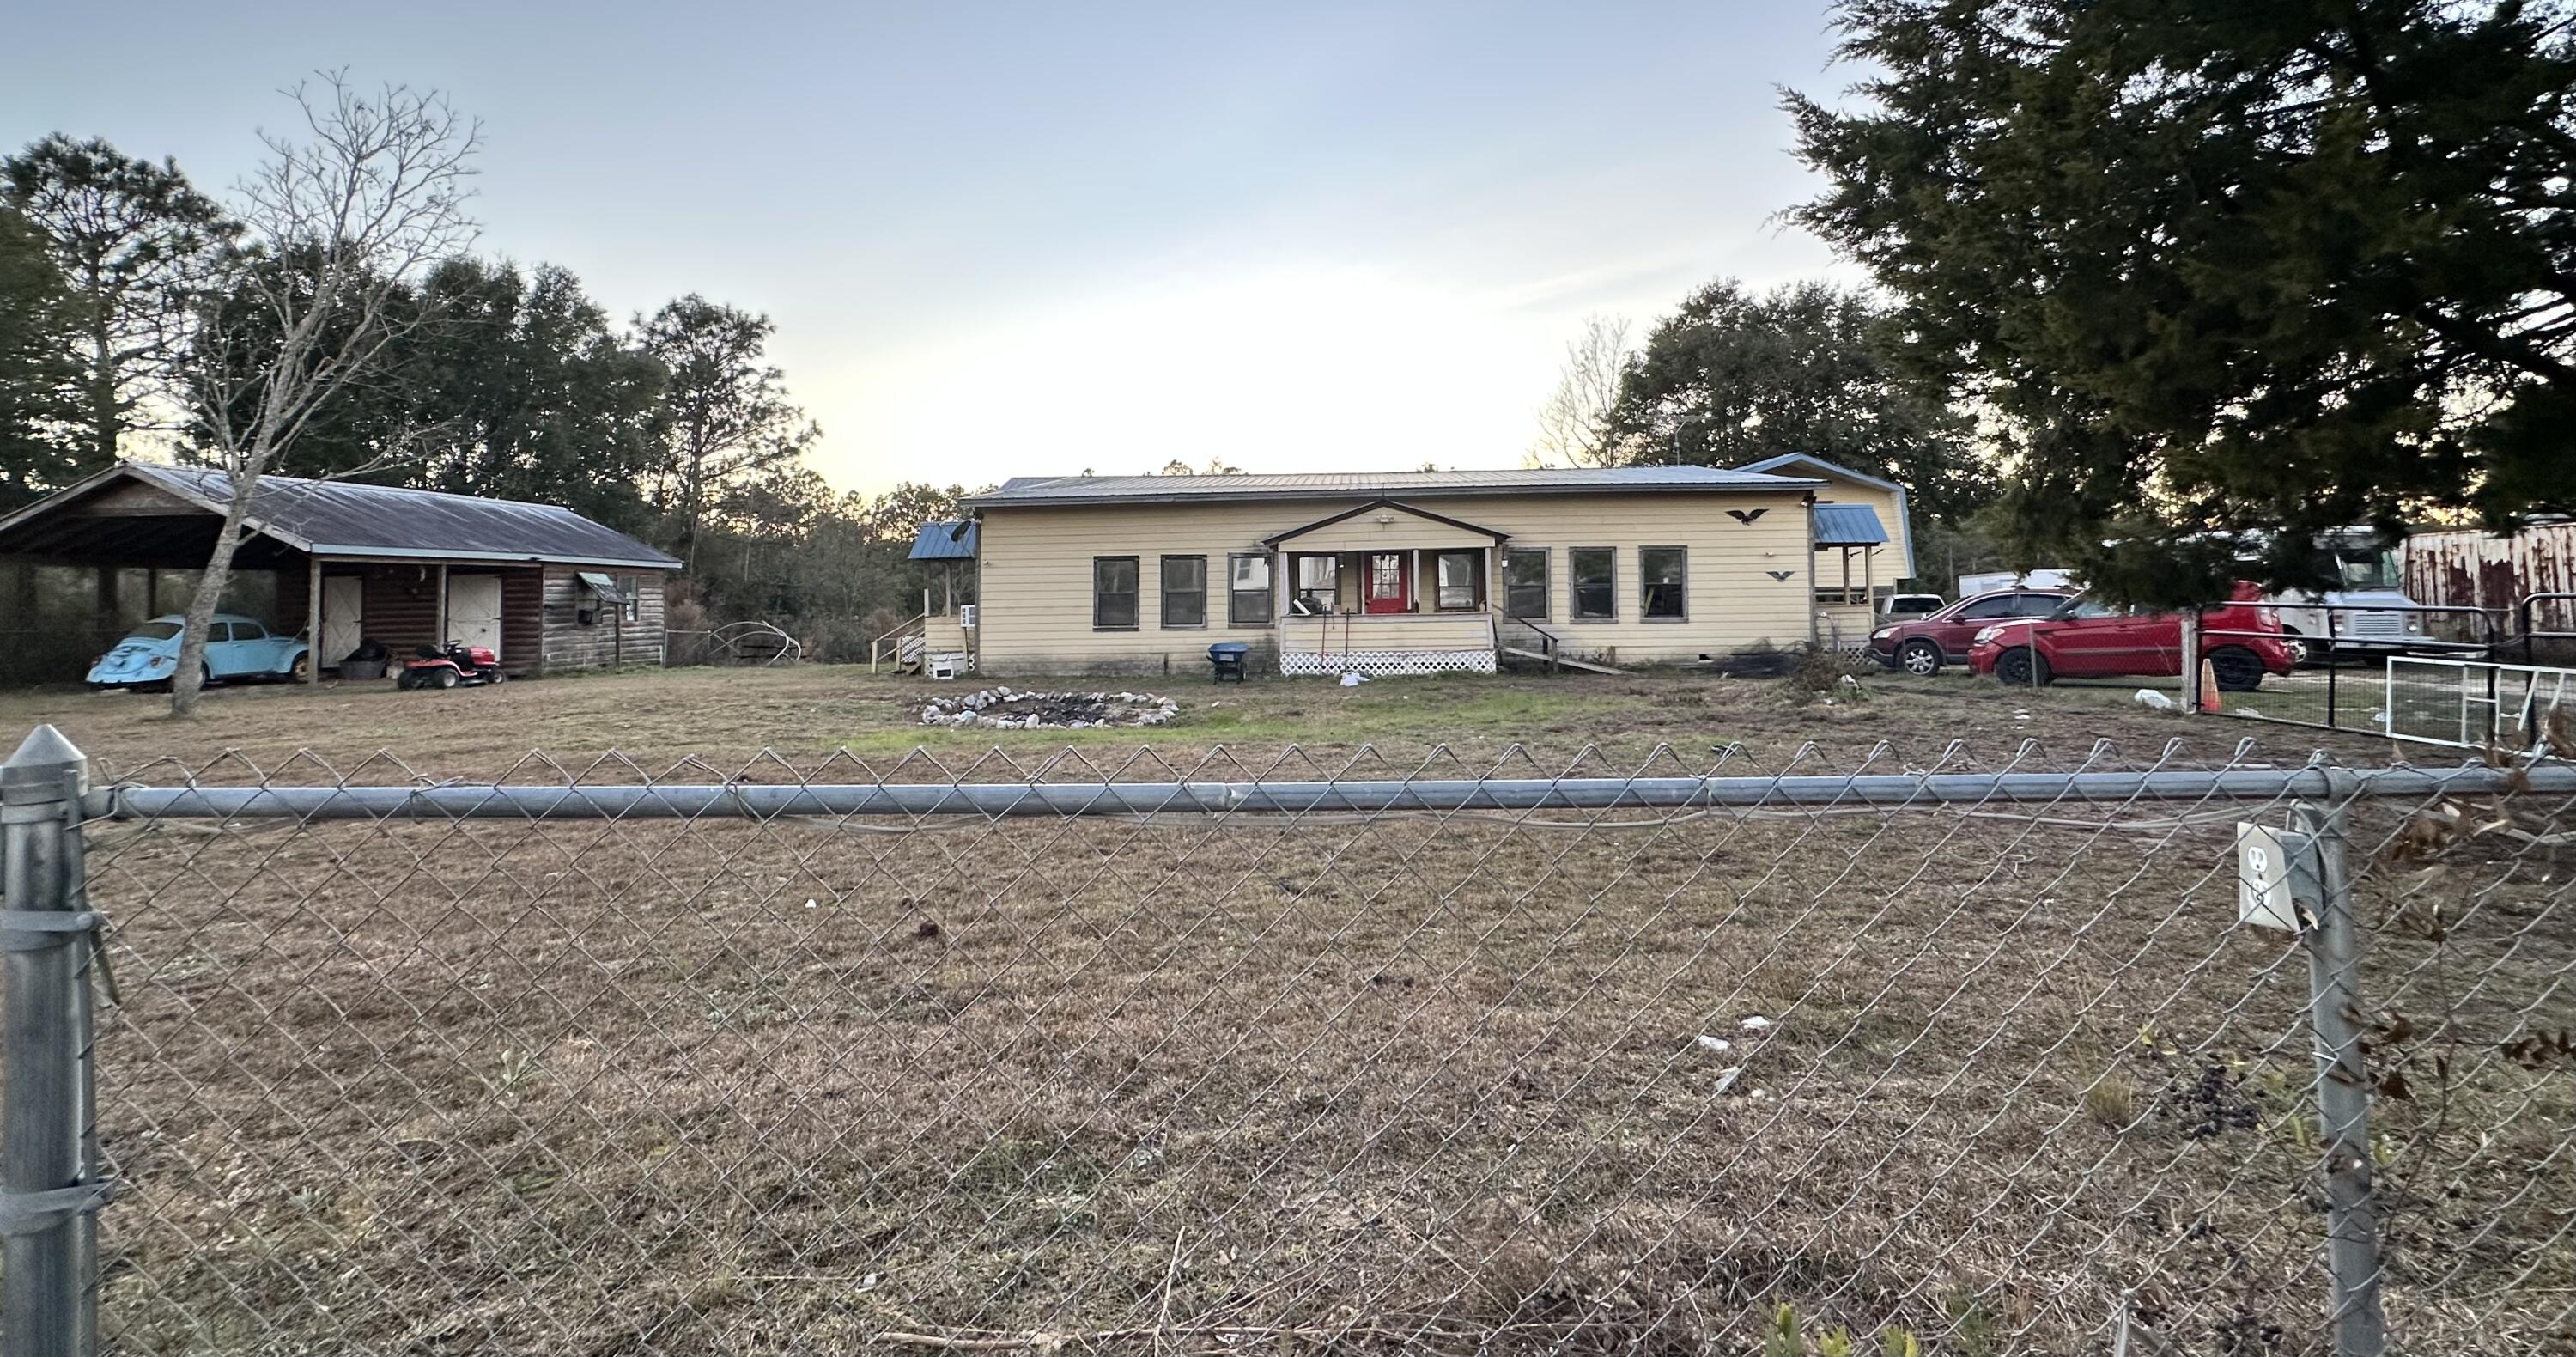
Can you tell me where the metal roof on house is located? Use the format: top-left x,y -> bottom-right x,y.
1734,453 -> 1907,495
0,462 -> 682,569
1813,503 -> 1891,546
966,465 -> 1821,508
907,520 -> 978,561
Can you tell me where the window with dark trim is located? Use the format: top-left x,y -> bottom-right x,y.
1640,546 -> 1686,620
1570,548 -> 1616,621
1160,555 -> 1206,628
1093,556 -> 1139,630
1228,553 -> 1273,625
1433,550 -> 1481,611
1504,548 -> 1548,619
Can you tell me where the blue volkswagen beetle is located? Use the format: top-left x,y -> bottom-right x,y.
87,614 -> 310,690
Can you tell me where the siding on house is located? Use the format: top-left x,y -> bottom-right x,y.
973,490 -> 1815,675
1805,478 -> 1908,581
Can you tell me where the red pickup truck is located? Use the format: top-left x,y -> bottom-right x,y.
1966,592 -> 2297,691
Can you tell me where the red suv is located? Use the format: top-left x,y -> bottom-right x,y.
1966,591 -> 2296,691
1871,588 -> 2075,677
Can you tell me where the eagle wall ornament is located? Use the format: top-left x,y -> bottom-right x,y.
1727,508 -> 1770,526
1765,569 -> 1795,581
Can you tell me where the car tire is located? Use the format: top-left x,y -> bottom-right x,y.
2208,646 -> 2266,692
1994,646 -> 2051,687
289,653 -> 310,683
2281,627 -> 2315,666
1897,640 -> 1942,677
434,666 -> 459,691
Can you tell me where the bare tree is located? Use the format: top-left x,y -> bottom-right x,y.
1523,313 -> 1629,468
167,75 -> 480,717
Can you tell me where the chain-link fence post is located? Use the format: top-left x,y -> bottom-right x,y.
2,725 -> 100,1357
2293,790 -> 2385,1357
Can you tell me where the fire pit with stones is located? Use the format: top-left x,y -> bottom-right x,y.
919,685 -> 1182,730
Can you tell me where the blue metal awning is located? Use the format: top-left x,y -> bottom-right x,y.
1813,503 -> 1890,547
908,520 -> 978,561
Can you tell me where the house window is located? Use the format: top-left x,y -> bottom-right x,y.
1641,546 -> 1686,620
1570,547 -> 1616,620
617,575 -> 641,624
1228,553 -> 1273,625
1433,551 -> 1481,611
1094,556 -> 1140,630
1504,548 -> 1548,619
1294,555 -> 1338,612
1160,555 -> 1206,628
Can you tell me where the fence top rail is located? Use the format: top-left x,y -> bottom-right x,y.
2386,655 -> 2576,677
88,762 -> 2576,820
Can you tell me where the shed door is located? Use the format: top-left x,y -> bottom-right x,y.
447,574 -> 503,659
321,576 -> 363,664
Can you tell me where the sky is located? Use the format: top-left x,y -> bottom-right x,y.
2,1 -> 1866,496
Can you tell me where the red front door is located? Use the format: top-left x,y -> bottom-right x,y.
1364,551 -> 1411,614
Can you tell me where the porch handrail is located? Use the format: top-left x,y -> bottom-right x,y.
867,610 -> 930,673
1489,605 -> 1561,657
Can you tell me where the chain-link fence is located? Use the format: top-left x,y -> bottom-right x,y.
4,732 -> 2572,1356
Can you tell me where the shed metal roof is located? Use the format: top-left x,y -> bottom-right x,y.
1813,503 -> 1891,546
967,465 -> 1820,508
907,520 -> 978,561
0,463 -> 680,569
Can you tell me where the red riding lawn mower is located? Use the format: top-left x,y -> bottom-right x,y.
396,641 -> 505,690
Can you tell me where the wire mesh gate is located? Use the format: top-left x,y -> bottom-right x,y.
4,729 -> 2573,1356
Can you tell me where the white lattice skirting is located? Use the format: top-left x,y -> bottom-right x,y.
1279,648 -> 1498,677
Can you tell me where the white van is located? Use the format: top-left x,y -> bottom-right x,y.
2262,528 -> 2424,659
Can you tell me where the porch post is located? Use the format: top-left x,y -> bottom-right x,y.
434,564 -> 448,644
305,555 -> 321,685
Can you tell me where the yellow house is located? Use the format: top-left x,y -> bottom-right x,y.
956,464 -> 1913,678
1735,453 -> 1916,652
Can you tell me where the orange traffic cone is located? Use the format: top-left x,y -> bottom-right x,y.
2196,659 -> 2224,713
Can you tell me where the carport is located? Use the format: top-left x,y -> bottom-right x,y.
0,462 -> 680,683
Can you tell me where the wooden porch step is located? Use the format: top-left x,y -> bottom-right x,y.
1498,644 -> 1625,676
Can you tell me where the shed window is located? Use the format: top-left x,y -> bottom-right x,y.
1161,555 -> 1206,629
1094,557 -> 1140,630
1640,546 -> 1686,620
1228,554 -> 1273,625
618,575 -> 642,624
1504,548 -> 1548,619
1434,551 -> 1481,612
1571,548 -> 1616,621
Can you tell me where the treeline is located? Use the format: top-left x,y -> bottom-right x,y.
0,132 -> 963,656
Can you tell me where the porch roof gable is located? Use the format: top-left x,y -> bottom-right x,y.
1260,498 -> 1510,550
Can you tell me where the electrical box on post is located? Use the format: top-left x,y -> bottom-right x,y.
2235,822 -> 2318,932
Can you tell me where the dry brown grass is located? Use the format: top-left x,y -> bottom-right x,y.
0,664 -> 2392,787
75,780 -> 2573,1355
6,666 -> 2559,1354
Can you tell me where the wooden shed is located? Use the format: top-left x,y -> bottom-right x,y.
0,462 -> 681,682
